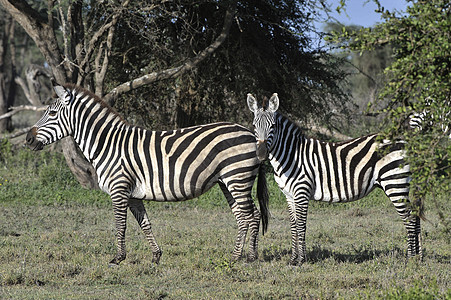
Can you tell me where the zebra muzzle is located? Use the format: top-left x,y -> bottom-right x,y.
256,140 -> 268,161
26,128 -> 44,151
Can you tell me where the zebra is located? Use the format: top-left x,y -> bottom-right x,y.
408,100 -> 450,138
26,83 -> 269,265
247,93 -> 423,265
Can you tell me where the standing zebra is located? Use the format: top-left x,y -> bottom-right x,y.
247,93 -> 422,265
26,83 -> 269,265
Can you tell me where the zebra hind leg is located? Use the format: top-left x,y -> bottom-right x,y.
296,199 -> 309,265
218,182 -> 252,261
287,203 -> 299,265
389,197 -> 422,260
128,198 -> 162,264
244,200 -> 260,262
406,215 -> 422,260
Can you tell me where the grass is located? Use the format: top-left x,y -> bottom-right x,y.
0,144 -> 450,299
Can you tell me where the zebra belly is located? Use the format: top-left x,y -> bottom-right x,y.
130,179 -> 217,202
311,164 -> 376,203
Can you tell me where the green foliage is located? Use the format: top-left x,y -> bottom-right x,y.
0,141 -> 109,207
330,0 -> 450,230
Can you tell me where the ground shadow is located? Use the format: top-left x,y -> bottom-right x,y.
306,244 -> 404,263
262,247 -> 291,262
262,244 -> 408,264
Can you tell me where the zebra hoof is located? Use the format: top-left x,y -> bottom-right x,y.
288,259 -> 298,266
288,257 -> 305,266
152,250 -> 162,264
247,254 -> 258,263
109,254 -> 126,266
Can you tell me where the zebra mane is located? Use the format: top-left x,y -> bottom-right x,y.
63,84 -> 128,124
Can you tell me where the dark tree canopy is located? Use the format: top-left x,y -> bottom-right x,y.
106,0 -> 350,130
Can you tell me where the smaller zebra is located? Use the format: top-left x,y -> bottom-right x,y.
247,93 -> 423,265
408,99 -> 450,138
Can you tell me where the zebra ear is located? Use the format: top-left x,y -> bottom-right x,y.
268,93 -> 279,112
247,94 -> 259,113
53,85 -> 72,106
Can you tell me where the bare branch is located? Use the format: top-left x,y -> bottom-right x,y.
78,0 -> 130,83
15,65 -> 51,106
0,0 -> 67,82
103,6 -> 236,104
14,76 -> 32,103
57,0 -> 72,74
94,1 -> 121,96
0,104 -> 46,120
2,126 -> 32,138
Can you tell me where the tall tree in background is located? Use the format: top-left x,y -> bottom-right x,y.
332,0 -> 450,230
0,6 -> 52,135
0,10 -> 16,132
0,0 -> 350,188
106,1 -> 349,130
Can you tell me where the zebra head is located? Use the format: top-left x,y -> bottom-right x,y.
247,93 -> 279,161
26,84 -> 74,151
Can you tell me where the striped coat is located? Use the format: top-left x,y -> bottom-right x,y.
26,84 -> 269,265
248,93 -> 422,265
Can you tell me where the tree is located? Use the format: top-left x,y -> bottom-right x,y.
0,10 -> 16,132
105,1 -> 350,131
332,0 -> 450,230
324,22 -> 394,136
0,0 -> 236,188
0,0 -> 351,187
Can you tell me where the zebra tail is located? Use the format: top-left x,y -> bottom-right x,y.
257,163 -> 270,235
414,196 -> 427,221
411,187 -> 427,221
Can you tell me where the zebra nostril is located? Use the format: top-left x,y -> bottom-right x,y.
26,134 -> 35,145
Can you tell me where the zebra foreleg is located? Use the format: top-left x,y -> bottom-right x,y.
128,198 -> 162,264
296,199 -> 309,265
286,196 -> 299,265
109,190 -> 129,265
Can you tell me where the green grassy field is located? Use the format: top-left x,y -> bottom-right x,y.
0,145 -> 449,299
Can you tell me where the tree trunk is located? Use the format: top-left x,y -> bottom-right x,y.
61,138 -> 98,189
0,13 -> 15,132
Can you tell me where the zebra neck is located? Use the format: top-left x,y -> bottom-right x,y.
268,113 -> 305,162
72,101 -> 127,164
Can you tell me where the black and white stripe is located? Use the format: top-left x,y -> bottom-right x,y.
409,101 -> 450,138
248,93 -> 422,265
26,83 -> 269,265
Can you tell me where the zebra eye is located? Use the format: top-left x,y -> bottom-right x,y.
48,110 -> 57,117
